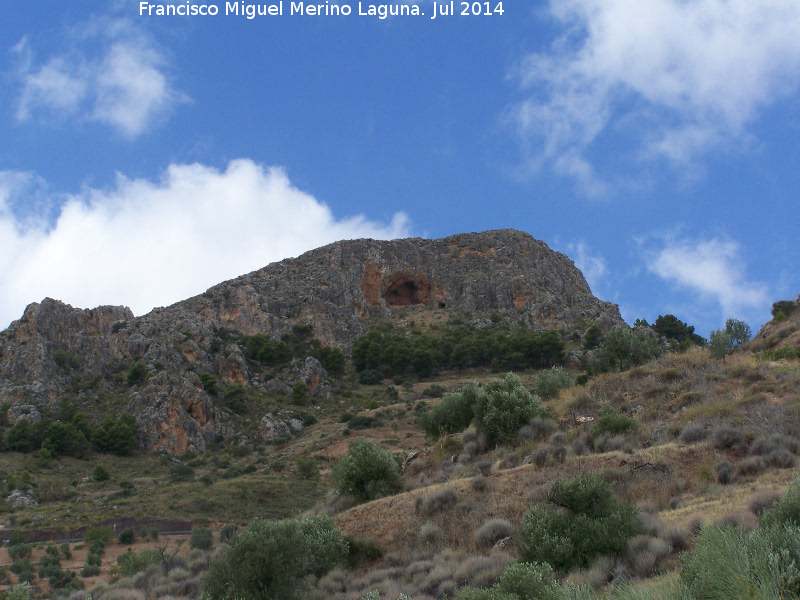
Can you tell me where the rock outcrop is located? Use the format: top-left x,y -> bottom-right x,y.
0,229 -> 623,453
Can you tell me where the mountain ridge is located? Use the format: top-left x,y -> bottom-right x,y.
0,229 -> 623,454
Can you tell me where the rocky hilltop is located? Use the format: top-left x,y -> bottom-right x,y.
0,229 -> 623,454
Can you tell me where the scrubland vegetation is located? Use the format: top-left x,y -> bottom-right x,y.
2,300 -> 800,599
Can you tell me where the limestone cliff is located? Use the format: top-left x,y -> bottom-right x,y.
0,229 -> 623,453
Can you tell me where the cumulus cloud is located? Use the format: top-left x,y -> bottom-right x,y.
12,19 -> 185,138
0,159 -> 411,328
565,241 -> 607,294
645,236 -> 768,318
510,0 -> 800,190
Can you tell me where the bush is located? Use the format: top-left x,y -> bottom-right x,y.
533,366 -> 573,400
592,405 -> 636,438
475,519 -> 513,550
91,413 -> 138,456
344,535 -> 384,568
118,527 -> 136,545
711,426 -> 748,452
10,559 -> 36,583
190,527 -> 214,550
84,525 -> 113,543
419,486 -> 458,515
200,372 -> 219,396
80,564 -> 101,577
473,373 -> 550,449
682,521 -> 800,599
116,548 -> 161,576
517,472 -> 641,572
169,463 -> 195,482
127,361 -> 148,386
93,464 -> 110,482
6,582 -> 34,600
358,369 -> 384,385
220,523 -> 237,543
710,318 -> 753,360
203,515 -> 347,600
8,543 -> 32,561
419,382 -> 480,438
588,326 -> 664,373
760,479 -> 800,529
495,562 -> 560,599
715,460 -> 735,484
423,384 -> 446,398
332,438 -> 403,503
296,457 -> 320,479
679,423 -> 708,444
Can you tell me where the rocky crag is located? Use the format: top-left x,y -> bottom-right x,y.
0,229 -> 623,454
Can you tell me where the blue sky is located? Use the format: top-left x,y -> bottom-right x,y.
2,1 -> 799,339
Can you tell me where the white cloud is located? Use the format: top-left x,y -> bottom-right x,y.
565,241 -> 607,294
511,0 -> 800,190
12,19 -> 184,138
646,236 -> 768,318
0,159 -> 411,328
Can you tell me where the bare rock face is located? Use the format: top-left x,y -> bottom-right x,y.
263,357 -> 331,399
127,372 -> 226,454
258,412 -> 304,442
0,229 -> 623,453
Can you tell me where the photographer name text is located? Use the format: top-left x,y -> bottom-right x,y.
139,2 -> 505,20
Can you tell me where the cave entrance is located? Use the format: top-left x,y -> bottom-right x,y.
382,274 -> 432,307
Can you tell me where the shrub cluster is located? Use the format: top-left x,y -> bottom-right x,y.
352,325 -> 565,379
203,515 -> 347,600
239,323 -> 346,377
332,437 -> 404,503
586,326 -> 664,374
517,473 -> 641,572
0,401 -> 134,459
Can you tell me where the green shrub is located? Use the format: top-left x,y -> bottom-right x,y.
592,405 -> 637,438
358,369 -> 384,385
84,525 -> 113,543
495,562 -> 560,599
332,437 -> 404,503
191,526 -> 214,550
169,462 -> 195,481
10,559 -> 36,583
200,372 -> 219,396
475,518 -> 513,550
344,535 -> 384,568
772,300 -> 797,318
8,543 -> 32,561
116,548 -> 161,576
533,367 -> 573,400
295,457 -> 320,480
6,582 -> 34,600
423,384 -> 446,398
418,382 -> 480,438
53,349 -> 80,370
80,563 -> 100,577
221,523 -> 237,543
93,464 -> 110,482
203,515 -> 347,600
59,542 -> 72,560
517,473 -> 640,572
761,479 -> 800,529
126,361 -> 148,386
91,413 -> 138,455
118,527 -> 136,545
682,522 -> 800,599
473,373 -> 550,448
588,326 -> 664,373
